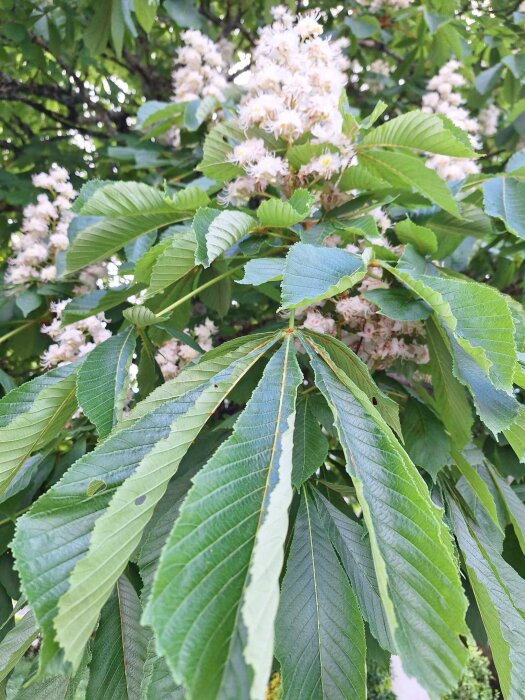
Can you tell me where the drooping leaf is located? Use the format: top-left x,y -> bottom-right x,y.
0,363 -> 79,496
360,111 -> 476,157
61,285 -> 139,324
86,576 -> 149,700
53,333 -> 279,671
275,487 -> 366,700
450,499 -> 525,700
197,121 -> 245,181
77,329 -> 137,439
313,489 -> 395,653
291,396 -> 328,488
12,333 -> 277,670
146,337 -> 301,700
301,330 -> 401,437
401,399 -> 451,480
193,208 -> 256,268
426,319 -> 473,449
66,183 -> 206,273
301,336 -> 469,698
389,247 -> 517,392
281,243 -> 369,309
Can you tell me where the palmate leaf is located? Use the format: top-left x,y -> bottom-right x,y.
86,575 -> 149,700
77,328 -> 137,439
359,150 -> 460,216
12,333 -> 277,671
65,183 -> 208,273
145,337 -> 301,700
394,218 -> 438,255
197,120 -> 245,181
450,498 -> 525,700
300,332 -> 469,698
0,363 -> 79,497
359,110 -> 476,157
281,244 -> 369,309
313,490 -> 394,653
275,487 -> 366,700
193,208 -> 256,267
53,333 -> 279,671
389,247 -> 517,392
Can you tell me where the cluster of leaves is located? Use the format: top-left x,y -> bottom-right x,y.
1,1 -> 525,699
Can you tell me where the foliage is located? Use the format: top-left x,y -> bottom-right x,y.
1,0 -> 525,698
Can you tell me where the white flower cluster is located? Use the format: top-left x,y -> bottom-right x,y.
478,103 -> 501,137
41,300 -> 111,368
355,0 -> 413,10
155,318 -> 219,380
301,265 -> 428,370
5,166 -> 76,287
422,60 -> 480,181
220,8 -> 353,206
172,30 -> 230,103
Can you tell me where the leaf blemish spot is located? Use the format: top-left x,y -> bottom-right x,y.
135,495 -> 146,506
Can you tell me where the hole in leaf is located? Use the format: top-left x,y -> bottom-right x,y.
135,495 -> 146,506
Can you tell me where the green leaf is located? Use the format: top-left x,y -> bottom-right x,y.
238,258 -> 285,286
140,639 -> 184,700
360,111 -> 476,157
292,396 -> 328,488
359,150 -> 460,216
134,0 -> 158,31
313,489 -> 395,653
86,576 -> 149,700
66,183 -> 205,273
53,334 -> 279,670
145,230 -> 197,297
193,208 -> 256,268
281,243 -> 369,309
389,247 -> 517,392
0,609 -> 38,682
197,121 -> 245,181
450,499 -> 525,700
12,333 -> 277,670
426,318 -> 473,450
77,329 -> 137,439
452,450 -> 500,530
483,176 -> 525,239
489,465 -> 525,553
394,218 -> 438,255
363,287 -> 431,321
275,487 -> 366,700
301,330 -> 402,437
401,400 -> 451,480
338,165 -> 389,191
257,190 -> 314,228
123,306 -> 163,328
15,290 -> 42,318
0,363 -> 78,496
504,406 -> 525,463
145,338 -> 301,700
303,339 -> 469,697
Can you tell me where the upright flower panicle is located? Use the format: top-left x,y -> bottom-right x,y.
220,7 -> 354,206
5,165 -> 76,287
422,60 -> 481,181
41,300 -> 111,368
155,318 -> 219,380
